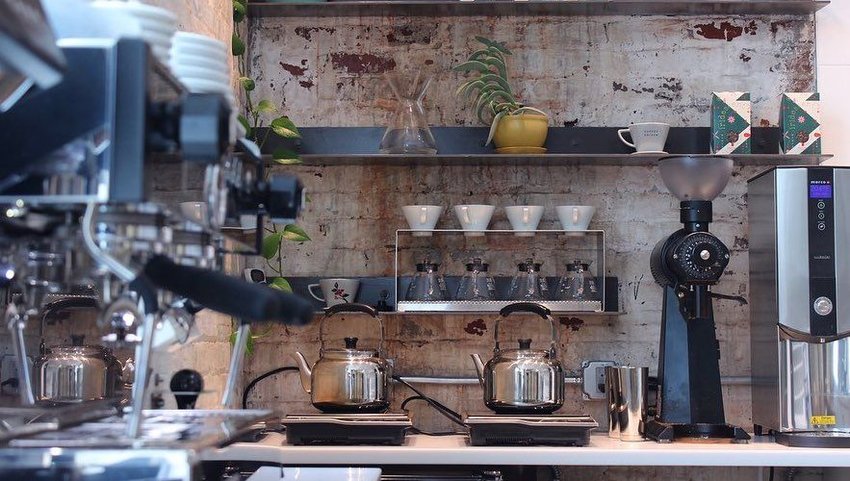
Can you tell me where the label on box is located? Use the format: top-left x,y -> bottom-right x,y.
711,91 -> 752,154
810,415 -> 836,426
780,92 -> 822,154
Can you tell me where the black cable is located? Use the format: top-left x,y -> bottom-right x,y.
242,366 -> 299,409
393,375 -> 467,429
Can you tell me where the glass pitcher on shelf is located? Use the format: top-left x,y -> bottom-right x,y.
406,258 -> 449,301
456,258 -> 496,301
556,259 -> 599,301
379,69 -> 438,155
508,258 -> 549,301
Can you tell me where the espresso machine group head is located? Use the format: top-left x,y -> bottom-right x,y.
645,155 -> 749,442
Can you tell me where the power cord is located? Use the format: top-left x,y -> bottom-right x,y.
242,366 -> 299,409
393,375 -> 468,431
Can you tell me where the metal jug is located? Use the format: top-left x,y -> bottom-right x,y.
293,303 -> 391,413
33,341 -> 123,403
471,302 -> 565,413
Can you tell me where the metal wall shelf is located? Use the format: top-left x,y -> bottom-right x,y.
248,0 -> 828,18
261,127 -> 831,167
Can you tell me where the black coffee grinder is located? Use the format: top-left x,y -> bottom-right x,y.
645,155 -> 749,442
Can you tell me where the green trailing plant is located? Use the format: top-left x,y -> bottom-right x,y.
453,36 -> 547,145
232,0 -> 310,296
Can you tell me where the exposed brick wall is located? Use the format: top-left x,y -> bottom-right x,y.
241,15 -> 816,469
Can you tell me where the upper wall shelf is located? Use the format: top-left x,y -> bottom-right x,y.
261,126 -> 832,166
247,0 -> 829,18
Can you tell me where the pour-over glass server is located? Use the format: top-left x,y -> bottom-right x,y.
379,69 -> 438,155
645,155 -> 750,442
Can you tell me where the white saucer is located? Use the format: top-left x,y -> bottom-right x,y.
631,151 -> 668,155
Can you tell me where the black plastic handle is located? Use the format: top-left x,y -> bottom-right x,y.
324,303 -> 378,318
143,255 -> 314,325
499,302 -> 551,319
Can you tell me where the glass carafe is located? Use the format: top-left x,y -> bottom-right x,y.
406,259 -> 449,301
556,260 -> 599,301
379,69 -> 437,155
508,258 -> 549,301
456,258 -> 496,301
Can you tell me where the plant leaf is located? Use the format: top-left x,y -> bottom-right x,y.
239,76 -> 255,92
233,0 -> 246,22
475,36 -> 512,55
486,110 -> 507,146
237,114 -> 251,137
255,99 -> 276,114
282,224 -> 311,242
246,334 -> 254,355
261,232 -> 283,259
232,33 -> 245,56
270,116 -> 301,139
272,148 -> 302,165
479,73 -> 512,94
269,277 -> 293,293
482,57 -> 507,79
452,60 -> 492,74
514,106 -> 549,118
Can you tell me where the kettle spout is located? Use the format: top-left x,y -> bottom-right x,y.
291,352 -> 312,394
470,354 -> 485,386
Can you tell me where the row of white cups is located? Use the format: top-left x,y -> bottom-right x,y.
403,204 -> 596,236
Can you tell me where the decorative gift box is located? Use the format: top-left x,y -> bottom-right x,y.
780,92 -> 822,154
711,92 -> 751,154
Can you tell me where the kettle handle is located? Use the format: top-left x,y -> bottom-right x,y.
320,303 -> 384,355
494,302 -> 559,356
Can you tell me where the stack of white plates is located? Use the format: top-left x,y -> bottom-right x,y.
91,0 -> 177,65
170,32 -> 239,141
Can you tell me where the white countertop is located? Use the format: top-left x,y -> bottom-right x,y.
207,433 -> 850,467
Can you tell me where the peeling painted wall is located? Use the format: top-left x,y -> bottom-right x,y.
242,12 -> 817,478
248,15 -> 814,128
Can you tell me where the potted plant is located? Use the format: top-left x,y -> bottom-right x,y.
454,36 -> 549,152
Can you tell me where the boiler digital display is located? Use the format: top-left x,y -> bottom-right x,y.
810,184 -> 833,199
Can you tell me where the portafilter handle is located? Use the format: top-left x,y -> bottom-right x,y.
494,302 -> 558,356
143,255 -> 314,326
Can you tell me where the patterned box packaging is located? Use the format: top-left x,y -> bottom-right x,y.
780,92 -> 822,154
711,92 -> 751,154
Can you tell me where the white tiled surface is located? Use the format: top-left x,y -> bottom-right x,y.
818,2 -> 850,165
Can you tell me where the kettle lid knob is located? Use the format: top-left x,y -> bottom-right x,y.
518,338 -> 532,349
344,337 -> 359,349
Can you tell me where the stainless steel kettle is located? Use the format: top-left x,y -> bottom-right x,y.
33,343 -> 123,403
471,302 -> 565,413
293,303 -> 391,413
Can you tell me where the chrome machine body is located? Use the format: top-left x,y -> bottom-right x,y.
0,1 -> 315,479
749,166 -> 850,447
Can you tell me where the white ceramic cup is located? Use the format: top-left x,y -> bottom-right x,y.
402,205 -> 444,236
617,122 -> 670,153
505,205 -> 544,236
179,201 -> 207,225
556,205 -> 596,231
308,278 -> 360,307
454,204 -> 496,236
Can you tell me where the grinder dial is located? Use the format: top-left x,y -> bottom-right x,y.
670,232 -> 729,283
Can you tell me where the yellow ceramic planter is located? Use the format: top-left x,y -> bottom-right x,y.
492,113 -> 549,149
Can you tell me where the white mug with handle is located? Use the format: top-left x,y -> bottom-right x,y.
402,205 -> 443,237
454,204 -> 495,237
505,205 -> 544,236
308,278 -> 360,307
556,205 -> 596,231
617,122 -> 670,154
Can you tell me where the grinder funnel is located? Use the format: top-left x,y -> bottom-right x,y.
658,155 -> 733,201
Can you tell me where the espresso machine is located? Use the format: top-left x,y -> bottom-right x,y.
749,166 -> 850,447
645,155 -> 749,442
0,1 -> 315,478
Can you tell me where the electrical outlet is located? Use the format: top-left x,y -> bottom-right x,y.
580,360 -> 616,400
